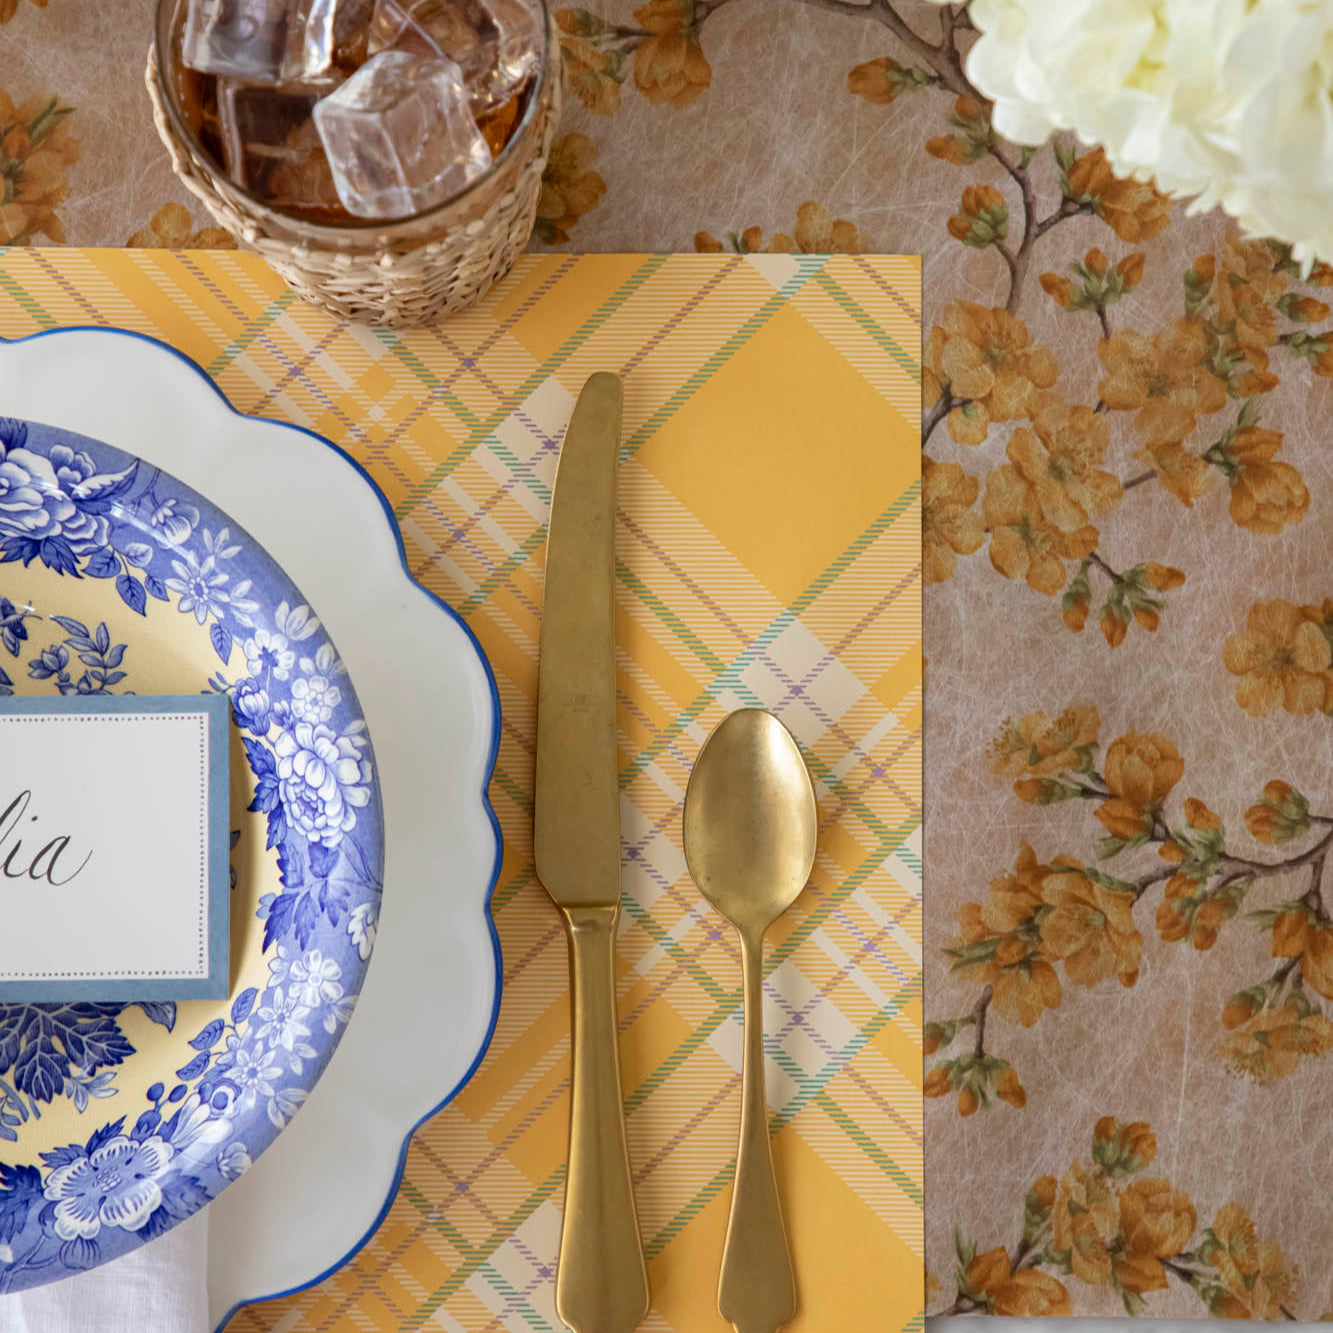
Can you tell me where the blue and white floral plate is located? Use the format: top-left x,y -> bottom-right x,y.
0,410 -> 383,1286
0,329 -> 502,1315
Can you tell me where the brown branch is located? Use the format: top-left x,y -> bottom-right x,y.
949,4 -> 977,34
1088,550 -> 1122,583
923,392 -> 955,444
1165,1247 -> 1294,1322
982,143 -> 1037,313
1011,1229 -> 1046,1271
1033,197 -> 1088,240
1096,303 -> 1111,339
1162,1256 -> 1206,1287
1303,848 -> 1329,918
1219,826 -> 1333,883
1134,863 -> 1177,897
973,984 -> 992,1056
793,0 -> 963,90
989,142 -> 1035,230
1270,955 -> 1300,991
1122,469 -> 1156,490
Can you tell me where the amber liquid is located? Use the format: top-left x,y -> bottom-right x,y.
167,30 -> 531,225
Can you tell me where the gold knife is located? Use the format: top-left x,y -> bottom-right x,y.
534,372 -> 650,1333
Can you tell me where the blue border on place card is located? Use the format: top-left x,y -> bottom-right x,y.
0,692 -> 231,1002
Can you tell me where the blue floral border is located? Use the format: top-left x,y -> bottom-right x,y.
0,412 -> 386,1288
0,324 -> 503,1322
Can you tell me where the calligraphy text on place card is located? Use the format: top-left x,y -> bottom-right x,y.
0,789 -> 91,886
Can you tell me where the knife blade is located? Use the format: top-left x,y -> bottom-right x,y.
534,371 -> 650,1333
535,370 -> 623,908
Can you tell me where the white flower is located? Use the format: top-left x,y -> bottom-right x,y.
166,1091 -> 233,1169
227,1040 -> 281,1110
348,899 -> 377,962
962,0 -> 1333,264
44,1136 -> 173,1240
288,949 -> 343,1007
244,628 -> 295,681
165,553 -> 229,625
299,642 -> 339,677
267,1086 -> 307,1130
217,1141 -> 251,1181
290,673 -> 341,724
150,498 -> 198,547
202,525 -> 241,560
229,579 -> 259,629
274,721 -> 373,848
266,943 -> 298,988
255,989 -> 314,1052
274,600 -> 321,642
327,992 -> 358,1034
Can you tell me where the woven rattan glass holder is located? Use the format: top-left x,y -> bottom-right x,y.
146,2 -> 559,328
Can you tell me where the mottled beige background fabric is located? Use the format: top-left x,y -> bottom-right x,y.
7,0 -> 1333,1322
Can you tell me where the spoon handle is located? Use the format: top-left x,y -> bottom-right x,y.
556,904 -> 650,1333
718,928 -> 796,1333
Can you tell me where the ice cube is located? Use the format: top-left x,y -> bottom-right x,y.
218,78 -> 344,211
181,0 -> 340,84
367,0 -> 539,107
312,50 -> 492,218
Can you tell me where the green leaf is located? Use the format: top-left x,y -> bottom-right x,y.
1184,267 -> 1212,316
954,1228 -> 977,1269
1097,833 -> 1148,860
26,98 -> 72,146
1019,145 -> 1038,169
559,7 -> 616,37
1220,875 -> 1253,905
945,939 -> 1000,964
1083,866 -> 1135,892
1122,1290 -> 1148,1317
1047,1244 -> 1074,1274
925,1017 -> 973,1052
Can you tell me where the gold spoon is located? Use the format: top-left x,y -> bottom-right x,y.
683,708 -> 817,1333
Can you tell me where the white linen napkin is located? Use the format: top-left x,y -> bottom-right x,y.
0,1210 -> 208,1333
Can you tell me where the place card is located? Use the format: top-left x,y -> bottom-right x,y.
0,694 -> 230,1001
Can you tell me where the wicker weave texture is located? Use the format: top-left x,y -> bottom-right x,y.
145,31 -> 561,327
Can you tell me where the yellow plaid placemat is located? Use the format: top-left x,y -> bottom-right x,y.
0,248 -> 922,1333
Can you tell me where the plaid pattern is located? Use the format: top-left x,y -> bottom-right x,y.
0,248 -> 922,1333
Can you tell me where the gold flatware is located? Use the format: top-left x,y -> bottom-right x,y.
534,371 -> 650,1333
683,708 -> 817,1333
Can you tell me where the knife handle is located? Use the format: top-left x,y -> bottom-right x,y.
556,904 -> 650,1333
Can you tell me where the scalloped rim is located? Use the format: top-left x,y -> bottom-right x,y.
0,324 -> 504,1325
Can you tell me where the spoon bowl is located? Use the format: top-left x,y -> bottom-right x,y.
683,707 -> 817,1333
684,708 -> 817,936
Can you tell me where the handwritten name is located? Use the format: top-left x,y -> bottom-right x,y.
0,791 -> 92,887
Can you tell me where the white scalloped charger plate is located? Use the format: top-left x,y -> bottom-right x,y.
0,327 -> 502,1327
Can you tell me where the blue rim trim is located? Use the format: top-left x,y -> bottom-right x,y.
0,324 -> 505,1327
